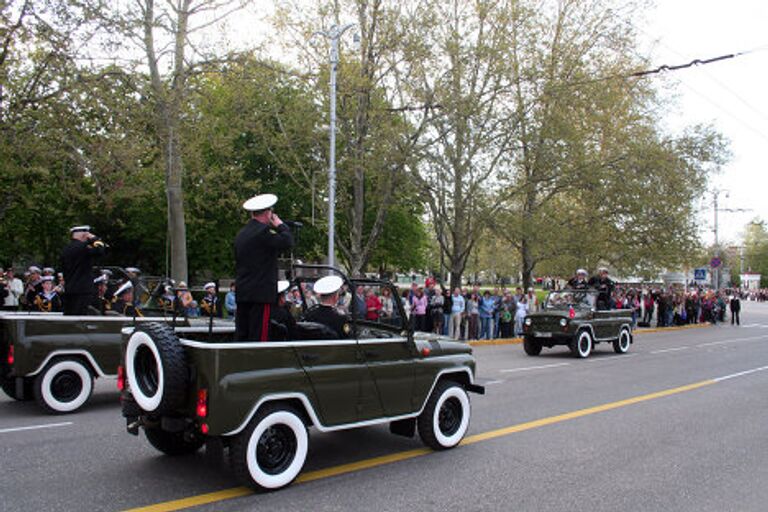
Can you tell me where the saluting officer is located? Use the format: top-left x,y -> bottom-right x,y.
303,275 -> 352,339
60,225 -> 105,315
113,281 -> 143,317
567,269 -> 590,290
234,194 -> 293,341
200,282 -> 222,318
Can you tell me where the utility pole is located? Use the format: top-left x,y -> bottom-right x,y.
711,189 -> 751,290
314,23 -> 356,268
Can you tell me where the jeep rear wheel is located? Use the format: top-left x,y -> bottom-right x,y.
34,359 -> 93,414
418,380 -> 471,450
145,427 -> 205,456
1,377 -> 34,401
613,328 -> 632,354
570,330 -> 593,359
523,337 -> 542,356
125,322 -> 188,414
230,404 -> 309,491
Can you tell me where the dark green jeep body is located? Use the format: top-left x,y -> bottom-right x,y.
523,289 -> 634,358
120,266 -> 484,491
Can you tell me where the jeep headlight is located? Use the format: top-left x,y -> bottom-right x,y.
559,318 -> 568,327
524,318 -> 532,326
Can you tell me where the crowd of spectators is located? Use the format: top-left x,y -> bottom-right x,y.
399,280 -> 540,341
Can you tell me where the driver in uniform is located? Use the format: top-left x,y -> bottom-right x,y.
589,267 -> 615,310
302,275 -> 352,339
567,269 -> 590,290
270,280 -> 297,340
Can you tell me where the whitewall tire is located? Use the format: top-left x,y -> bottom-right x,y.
35,359 -> 93,414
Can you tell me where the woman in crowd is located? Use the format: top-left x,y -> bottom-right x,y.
410,287 -> 428,332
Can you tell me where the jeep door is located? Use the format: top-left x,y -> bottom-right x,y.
351,281 -> 416,417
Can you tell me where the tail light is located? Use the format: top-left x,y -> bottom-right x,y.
196,389 -> 208,418
6,344 -> 14,365
568,307 -> 576,319
117,365 -> 125,391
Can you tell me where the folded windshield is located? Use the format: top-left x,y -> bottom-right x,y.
545,291 -> 596,310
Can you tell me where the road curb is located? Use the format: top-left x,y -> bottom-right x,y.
468,323 -> 712,347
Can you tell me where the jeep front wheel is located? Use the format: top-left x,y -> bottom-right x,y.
34,359 -> 93,414
570,330 -> 593,359
613,328 -> 632,354
230,404 -> 309,491
523,337 -> 542,356
418,380 -> 471,450
145,427 -> 205,456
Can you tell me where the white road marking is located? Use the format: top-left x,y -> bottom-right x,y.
715,365 -> 768,382
651,346 -> 690,354
696,335 -> 768,348
500,362 -> 571,373
0,422 -> 73,434
584,353 -> 638,363
484,380 -> 504,386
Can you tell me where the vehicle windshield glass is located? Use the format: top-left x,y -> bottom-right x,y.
545,291 -> 596,310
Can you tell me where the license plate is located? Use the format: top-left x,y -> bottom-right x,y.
535,332 -> 552,338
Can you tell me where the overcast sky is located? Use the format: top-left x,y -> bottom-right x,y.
642,0 -> 768,248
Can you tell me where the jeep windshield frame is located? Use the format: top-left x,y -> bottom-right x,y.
544,290 -> 596,311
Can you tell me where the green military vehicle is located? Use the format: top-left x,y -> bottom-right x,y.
523,289 -> 633,358
120,266 -> 485,491
0,312 -> 189,413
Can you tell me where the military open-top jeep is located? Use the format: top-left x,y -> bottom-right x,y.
0,312 -> 189,413
523,289 -> 633,358
120,266 -> 484,491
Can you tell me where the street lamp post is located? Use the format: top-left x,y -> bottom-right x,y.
315,23 -> 356,268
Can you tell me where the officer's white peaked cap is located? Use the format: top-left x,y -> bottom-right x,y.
576,268 -> 588,275
277,280 -> 290,294
41,275 -> 55,282
313,275 -> 343,295
94,275 -> 108,284
115,281 -> 133,296
28,266 -> 42,274
125,267 -> 141,274
70,225 -> 91,233
242,193 -> 278,212
204,282 -> 216,290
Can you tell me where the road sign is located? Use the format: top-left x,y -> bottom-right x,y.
710,257 -> 722,269
694,268 -> 707,281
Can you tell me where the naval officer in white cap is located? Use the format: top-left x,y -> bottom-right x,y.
303,275 -> 352,339
60,225 -> 106,315
234,193 -> 294,341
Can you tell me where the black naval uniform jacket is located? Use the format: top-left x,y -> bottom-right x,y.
234,220 -> 293,304
60,239 -> 105,295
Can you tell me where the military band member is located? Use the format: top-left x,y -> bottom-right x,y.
567,269 -> 590,290
33,276 -> 63,313
269,280 -> 296,340
60,225 -> 105,315
303,275 -> 352,339
234,193 -> 293,341
91,274 -> 112,315
112,281 -> 143,317
200,282 -> 222,318
24,266 -> 44,310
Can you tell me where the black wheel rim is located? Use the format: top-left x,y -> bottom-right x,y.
438,397 -> 463,436
257,425 -> 297,475
50,370 -> 83,402
134,345 -> 159,397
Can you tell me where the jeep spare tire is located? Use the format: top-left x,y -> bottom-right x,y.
126,322 -> 188,414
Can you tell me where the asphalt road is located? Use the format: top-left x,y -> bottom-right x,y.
2,302 -> 768,512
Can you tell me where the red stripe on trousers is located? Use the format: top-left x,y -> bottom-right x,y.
261,303 -> 271,341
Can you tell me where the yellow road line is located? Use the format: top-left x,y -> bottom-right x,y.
122,379 -> 715,512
